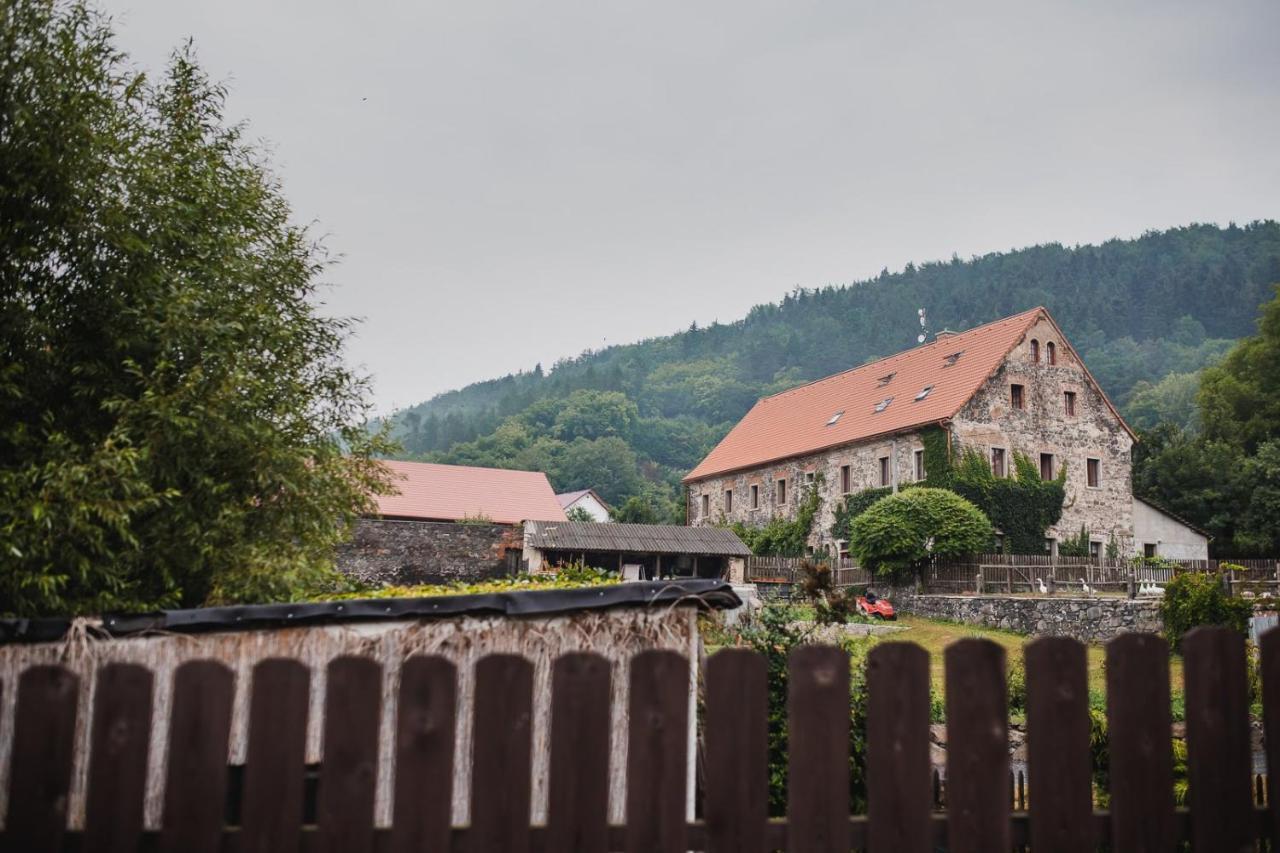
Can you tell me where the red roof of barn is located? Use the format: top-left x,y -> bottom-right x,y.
684,307 -> 1130,482
373,460 -> 567,524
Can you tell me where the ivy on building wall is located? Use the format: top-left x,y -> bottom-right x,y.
950,448 -> 1067,554
830,487 -> 893,541
731,479 -> 823,556
919,424 -> 953,488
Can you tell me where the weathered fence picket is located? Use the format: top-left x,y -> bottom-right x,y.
2,628 -> 1279,849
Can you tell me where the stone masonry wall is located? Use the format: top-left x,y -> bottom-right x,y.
336,519 -> 521,587
951,314 -> 1134,551
886,588 -> 1162,643
687,429 -> 928,552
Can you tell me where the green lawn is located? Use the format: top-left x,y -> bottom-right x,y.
872,615 -> 1184,702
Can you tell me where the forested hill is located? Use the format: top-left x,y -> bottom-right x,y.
388,222 -> 1280,520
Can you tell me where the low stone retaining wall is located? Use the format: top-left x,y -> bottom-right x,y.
887,588 -> 1162,643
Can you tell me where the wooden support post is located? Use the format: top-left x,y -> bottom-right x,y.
976,572 -> 984,595
1128,569 -> 1136,600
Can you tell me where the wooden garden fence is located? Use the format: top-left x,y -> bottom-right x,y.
2,625 -> 1279,851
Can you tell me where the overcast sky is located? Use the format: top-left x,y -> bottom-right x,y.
104,0 -> 1280,415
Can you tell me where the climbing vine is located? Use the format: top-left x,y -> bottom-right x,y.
731,478 -> 823,556
950,447 -> 1067,554
919,425 -> 953,488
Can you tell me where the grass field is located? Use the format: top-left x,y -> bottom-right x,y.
870,615 -> 1185,703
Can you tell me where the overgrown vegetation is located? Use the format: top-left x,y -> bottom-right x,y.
949,449 -> 1067,554
730,481 -> 822,556
797,560 -> 865,625
1159,571 -> 1253,650
848,488 -> 993,578
0,0 -> 394,616
729,604 -> 870,815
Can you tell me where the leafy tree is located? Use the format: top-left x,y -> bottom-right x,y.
555,437 -> 642,505
552,389 -> 638,442
564,506 -> 596,522
0,1 -> 393,616
849,488 -> 993,577
1200,287 -> 1280,453
1126,371 -> 1204,432
611,487 -> 682,524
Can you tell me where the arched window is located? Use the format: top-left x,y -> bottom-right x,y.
1047,341 -> 1057,365
1030,339 -> 1040,363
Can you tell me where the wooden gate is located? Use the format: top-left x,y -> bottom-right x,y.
1,625 -> 1277,850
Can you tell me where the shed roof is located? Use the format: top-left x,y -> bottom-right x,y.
524,520 -> 751,557
373,460 -> 566,524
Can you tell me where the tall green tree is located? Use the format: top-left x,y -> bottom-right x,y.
0,0 -> 393,616
1199,287 -> 1280,453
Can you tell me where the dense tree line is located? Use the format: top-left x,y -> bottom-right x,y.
388,224 -> 1280,518
1133,287 -> 1280,556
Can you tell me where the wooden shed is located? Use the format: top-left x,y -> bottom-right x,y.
521,521 -> 751,581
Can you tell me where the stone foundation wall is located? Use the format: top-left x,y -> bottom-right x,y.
887,588 -> 1162,643
336,519 -> 521,586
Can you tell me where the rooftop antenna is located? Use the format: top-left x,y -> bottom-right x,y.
917,308 -> 929,344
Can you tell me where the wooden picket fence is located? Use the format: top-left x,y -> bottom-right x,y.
2,626 -> 1279,851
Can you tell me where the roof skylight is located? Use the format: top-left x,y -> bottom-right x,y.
826,410 -> 845,426
874,397 -> 893,413
943,351 -> 964,367
915,385 -> 934,401
877,372 -> 896,387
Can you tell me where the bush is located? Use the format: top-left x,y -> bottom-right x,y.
797,560 -> 863,625
848,488 -> 993,578
731,604 -> 871,815
1159,571 -> 1253,649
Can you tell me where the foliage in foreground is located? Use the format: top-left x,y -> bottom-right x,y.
849,488 -> 993,577
0,0 -> 394,616
728,604 -> 870,816
1159,571 -> 1253,650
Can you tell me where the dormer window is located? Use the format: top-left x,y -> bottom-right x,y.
874,397 -> 893,413
826,410 -> 844,426
1047,342 -> 1057,365
877,372 -> 896,387
915,385 -> 933,401
943,351 -> 964,367
1030,339 -> 1040,363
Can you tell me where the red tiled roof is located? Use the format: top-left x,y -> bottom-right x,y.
373,460 -> 567,524
686,308 -> 1070,482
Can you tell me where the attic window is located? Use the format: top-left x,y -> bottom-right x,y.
874,396 -> 893,413
826,410 -> 844,426
943,351 -> 964,367
914,385 -> 933,401
877,372 -> 896,387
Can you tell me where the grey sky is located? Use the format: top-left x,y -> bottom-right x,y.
104,0 -> 1280,415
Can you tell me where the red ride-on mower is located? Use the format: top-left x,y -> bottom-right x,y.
856,591 -> 896,620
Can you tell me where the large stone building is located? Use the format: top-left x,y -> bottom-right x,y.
684,308 -> 1140,556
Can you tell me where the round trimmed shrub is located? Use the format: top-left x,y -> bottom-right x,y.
848,487 -> 993,578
